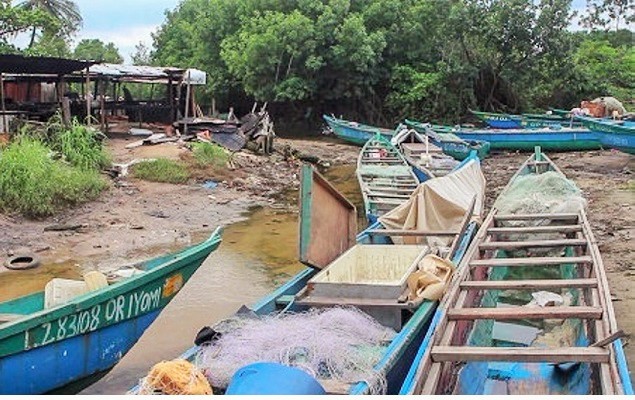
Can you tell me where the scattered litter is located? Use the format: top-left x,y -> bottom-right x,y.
202,180 -> 218,190
129,128 -> 154,136
526,291 -> 566,307
145,210 -> 170,219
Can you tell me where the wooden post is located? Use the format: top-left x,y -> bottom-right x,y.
183,70 -> 192,135
0,73 -> 7,134
85,65 -> 91,123
168,75 -> 174,124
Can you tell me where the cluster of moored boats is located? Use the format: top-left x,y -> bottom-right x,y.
325,110 -> 635,155
1,110 -> 632,395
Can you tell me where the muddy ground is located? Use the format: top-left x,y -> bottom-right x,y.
0,134 -> 358,300
0,134 -> 633,372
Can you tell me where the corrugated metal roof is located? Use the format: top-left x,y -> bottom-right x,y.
87,63 -> 184,78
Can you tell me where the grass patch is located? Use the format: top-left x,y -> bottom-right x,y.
192,142 -> 229,167
131,159 -> 190,184
51,120 -> 111,170
0,138 -> 106,217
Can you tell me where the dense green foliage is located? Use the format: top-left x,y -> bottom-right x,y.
0,138 -> 106,217
1,0 -> 633,125
151,0 -> 634,124
131,159 -> 191,184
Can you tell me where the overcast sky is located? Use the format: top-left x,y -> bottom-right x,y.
12,0 -> 590,64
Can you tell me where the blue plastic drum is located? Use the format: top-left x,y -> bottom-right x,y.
226,362 -> 326,395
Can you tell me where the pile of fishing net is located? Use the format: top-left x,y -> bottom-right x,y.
494,171 -> 586,216
136,359 -> 213,395
195,307 -> 395,394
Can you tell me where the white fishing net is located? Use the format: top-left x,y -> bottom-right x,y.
195,307 -> 395,394
494,171 -> 586,216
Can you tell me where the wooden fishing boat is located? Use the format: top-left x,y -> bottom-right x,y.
470,109 -> 584,129
0,228 -> 223,394
424,122 -> 601,151
323,115 -> 394,145
129,158 -> 486,395
576,116 -> 635,155
357,134 -> 420,222
404,119 -> 490,160
391,127 -> 461,182
400,149 -> 633,395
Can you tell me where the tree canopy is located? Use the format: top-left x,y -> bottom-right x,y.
150,0 -> 634,124
73,39 -> 123,63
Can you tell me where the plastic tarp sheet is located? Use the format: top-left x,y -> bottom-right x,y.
378,159 -> 486,247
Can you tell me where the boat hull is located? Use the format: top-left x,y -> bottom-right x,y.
404,120 -> 490,160
0,231 -> 222,394
453,129 -> 602,151
0,310 -> 160,394
577,117 -> 635,155
128,220 -> 479,395
472,110 -> 582,130
324,115 -> 393,146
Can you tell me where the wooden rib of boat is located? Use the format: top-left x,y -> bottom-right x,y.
357,134 -> 420,223
470,109 -> 584,129
128,162 -> 484,395
400,148 -> 633,395
403,119 -> 490,160
0,228 -> 223,394
576,115 -> 635,155
422,120 -> 601,151
391,127 -> 461,182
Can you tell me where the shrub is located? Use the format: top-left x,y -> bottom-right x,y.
192,142 -> 229,167
0,138 -> 106,217
52,120 -> 111,170
131,159 -> 190,184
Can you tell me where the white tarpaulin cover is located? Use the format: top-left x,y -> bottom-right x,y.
378,159 -> 486,247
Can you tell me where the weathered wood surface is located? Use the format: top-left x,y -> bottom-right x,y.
447,306 -> 602,320
431,346 -> 610,363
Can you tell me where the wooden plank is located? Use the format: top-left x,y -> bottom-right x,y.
367,192 -> 411,199
296,295 -> 413,309
487,225 -> 583,234
470,256 -> 593,267
447,195 -> 477,261
368,229 -> 459,237
479,238 -> 588,250
495,213 -> 579,221
431,346 -> 609,363
460,279 -> 598,290
447,306 -> 602,320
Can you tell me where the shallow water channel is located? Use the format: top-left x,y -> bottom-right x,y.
78,164 -> 362,394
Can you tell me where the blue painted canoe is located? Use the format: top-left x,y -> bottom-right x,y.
323,115 -> 394,145
400,149 -> 633,395
0,228 -> 223,394
357,134 -> 421,223
129,160 -> 486,395
470,109 -> 584,129
324,115 -> 490,161
426,123 -> 601,151
576,116 -> 635,155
